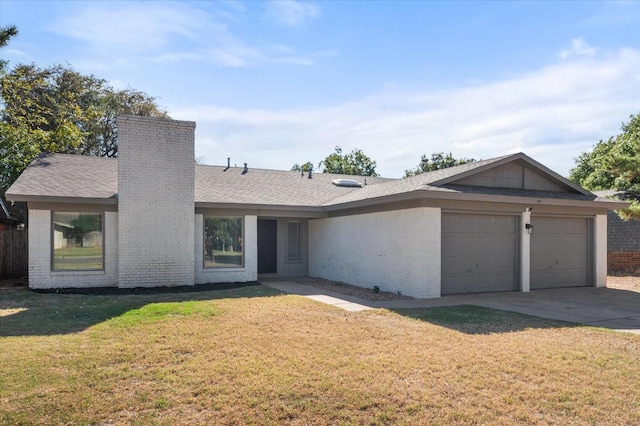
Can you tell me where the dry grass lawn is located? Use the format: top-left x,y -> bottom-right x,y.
1,284 -> 639,425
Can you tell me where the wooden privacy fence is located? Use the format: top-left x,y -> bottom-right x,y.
0,226 -> 27,279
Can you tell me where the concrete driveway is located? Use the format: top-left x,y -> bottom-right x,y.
264,281 -> 640,335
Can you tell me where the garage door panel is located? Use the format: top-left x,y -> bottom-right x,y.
535,218 -> 586,234
489,235 -> 516,252
531,217 -> 589,289
532,269 -> 587,289
532,235 -> 587,253
443,235 -> 480,255
442,256 -> 477,272
491,255 -> 514,271
442,213 -> 517,295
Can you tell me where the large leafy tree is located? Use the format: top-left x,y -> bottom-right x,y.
0,28 -> 169,225
0,63 -> 169,195
569,112 -> 640,220
404,152 -> 476,177
319,146 -> 378,177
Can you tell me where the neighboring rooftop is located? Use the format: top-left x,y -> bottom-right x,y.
607,211 -> 640,251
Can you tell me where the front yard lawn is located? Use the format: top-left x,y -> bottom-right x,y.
1,286 -> 639,425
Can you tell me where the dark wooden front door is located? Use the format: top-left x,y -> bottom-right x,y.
258,219 -> 277,274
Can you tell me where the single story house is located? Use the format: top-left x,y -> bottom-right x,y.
5,116 -> 628,298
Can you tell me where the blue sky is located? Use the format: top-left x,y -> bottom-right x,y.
2,0 -> 639,178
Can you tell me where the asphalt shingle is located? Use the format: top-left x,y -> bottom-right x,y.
6,152 -> 616,208
6,154 -> 118,200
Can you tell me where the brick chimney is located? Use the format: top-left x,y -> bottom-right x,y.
116,115 -> 196,288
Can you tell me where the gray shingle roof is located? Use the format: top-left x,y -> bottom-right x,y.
6,154 -> 118,201
607,211 -> 640,251
5,152 -> 620,209
321,154 -> 545,206
195,165 -> 391,207
5,154 -> 391,206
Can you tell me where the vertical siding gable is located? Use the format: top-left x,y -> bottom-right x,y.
449,162 -> 567,192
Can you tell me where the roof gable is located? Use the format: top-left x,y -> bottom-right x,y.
430,152 -> 592,196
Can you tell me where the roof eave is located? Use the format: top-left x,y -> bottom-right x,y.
195,202 -> 327,217
5,194 -> 118,205
323,188 -> 629,212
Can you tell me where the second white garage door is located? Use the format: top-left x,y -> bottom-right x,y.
441,213 -> 518,295
530,217 -> 590,289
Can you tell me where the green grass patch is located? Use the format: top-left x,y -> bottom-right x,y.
106,301 -> 222,327
393,305 -> 574,334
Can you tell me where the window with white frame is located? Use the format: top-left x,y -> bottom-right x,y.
204,216 -> 243,268
287,220 -> 301,261
52,212 -> 104,271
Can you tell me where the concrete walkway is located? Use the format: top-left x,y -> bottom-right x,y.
262,280 -> 640,335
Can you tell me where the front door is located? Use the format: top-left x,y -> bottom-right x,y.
258,219 -> 277,274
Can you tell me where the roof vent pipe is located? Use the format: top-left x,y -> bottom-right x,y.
242,163 -> 248,174
301,168 -> 304,177
224,157 -> 230,171
308,168 -> 312,179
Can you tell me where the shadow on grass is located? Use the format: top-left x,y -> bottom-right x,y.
0,283 -> 283,337
390,305 -> 579,335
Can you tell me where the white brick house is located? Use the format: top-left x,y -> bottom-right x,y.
5,116 -> 628,297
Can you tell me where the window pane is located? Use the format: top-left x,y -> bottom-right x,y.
288,221 -> 301,261
53,212 -> 103,271
204,217 -> 243,268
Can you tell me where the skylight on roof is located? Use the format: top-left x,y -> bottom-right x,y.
332,179 -> 363,188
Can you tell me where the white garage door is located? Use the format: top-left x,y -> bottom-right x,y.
530,217 -> 590,289
441,213 -> 517,295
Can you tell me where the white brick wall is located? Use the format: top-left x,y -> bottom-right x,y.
309,207 -> 441,298
27,209 -> 118,289
594,214 -> 607,287
117,116 -> 196,288
520,211 -> 531,292
195,214 -> 258,284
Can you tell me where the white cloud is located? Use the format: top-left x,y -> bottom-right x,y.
263,0 -> 320,28
3,48 -> 29,58
50,2 -> 208,52
49,1 -> 330,70
559,38 -> 596,59
171,45 -> 640,178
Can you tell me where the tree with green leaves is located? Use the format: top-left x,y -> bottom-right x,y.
569,112 -> 640,220
404,152 -> 476,177
0,25 -> 18,71
319,147 -> 378,176
0,63 -> 169,196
